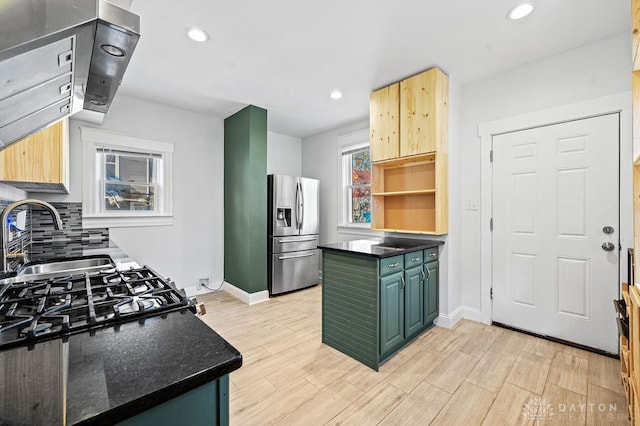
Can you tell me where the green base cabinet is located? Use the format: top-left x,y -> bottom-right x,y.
322,247 -> 440,371
116,375 -> 230,426
424,259 -> 439,325
380,272 -> 404,357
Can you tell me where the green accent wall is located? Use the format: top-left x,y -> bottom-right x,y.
224,105 -> 267,294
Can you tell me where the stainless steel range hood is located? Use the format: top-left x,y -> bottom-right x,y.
0,0 -> 140,149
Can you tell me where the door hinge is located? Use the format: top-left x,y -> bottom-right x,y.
490,150 -> 493,162
490,218 -> 493,231
490,288 -> 493,300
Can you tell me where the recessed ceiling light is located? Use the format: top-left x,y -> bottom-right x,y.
187,28 -> 210,42
507,3 -> 534,20
330,90 -> 342,100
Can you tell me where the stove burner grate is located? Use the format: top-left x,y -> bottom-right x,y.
0,266 -> 193,349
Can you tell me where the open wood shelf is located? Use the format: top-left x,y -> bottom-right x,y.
372,189 -> 436,196
371,152 -> 447,235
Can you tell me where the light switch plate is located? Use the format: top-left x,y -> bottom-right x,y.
465,199 -> 479,211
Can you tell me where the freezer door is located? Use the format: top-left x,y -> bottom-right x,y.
270,174 -> 299,236
271,249 -> 319,295
272,235 -> 319,254
299,177 -> 319,235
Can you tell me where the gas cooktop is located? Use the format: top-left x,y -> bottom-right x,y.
0,266 -> 194,350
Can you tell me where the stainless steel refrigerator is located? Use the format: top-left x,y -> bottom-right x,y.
268,174 -> 320,296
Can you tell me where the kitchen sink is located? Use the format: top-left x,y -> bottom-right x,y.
0,255 -> 116,284
18,255 -> 115,276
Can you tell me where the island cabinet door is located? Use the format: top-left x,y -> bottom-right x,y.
380,272 -> 405,356
424,260 -> 439,325
404,265 -> 424,340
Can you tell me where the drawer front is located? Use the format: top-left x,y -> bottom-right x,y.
404,251 -> 423,268
424,247 -> 439,261
272,235 -> 319,253
380,255 -> 404,277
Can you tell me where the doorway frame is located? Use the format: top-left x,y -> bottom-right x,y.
477,92 -> 632,326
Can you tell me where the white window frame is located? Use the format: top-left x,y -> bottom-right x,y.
81,127 -> 174,228
337,129 -> 372,230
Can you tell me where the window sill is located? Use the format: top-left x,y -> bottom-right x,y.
337,224 -> 384,237
82,215 -> 173,229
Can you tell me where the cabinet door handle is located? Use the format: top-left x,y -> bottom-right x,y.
401,276 -> 405,291
410,257 -> 420,263
420,269 -> 426,283
429,252 -> 437,257
388,262 -> 399,269
425,266 -> 431,280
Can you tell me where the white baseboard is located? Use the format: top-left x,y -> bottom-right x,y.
434,306 -> 464,329
223,282 -> 270,305
462,306 -> 491,325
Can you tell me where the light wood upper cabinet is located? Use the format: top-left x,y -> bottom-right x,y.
634,0 -> 640,71
369,67 -> 449,235
400,68 -> 448,157
0,119 -> 69,193
370,83 -> 400,162
370,68 -> 448,162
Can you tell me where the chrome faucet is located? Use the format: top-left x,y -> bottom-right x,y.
0,199 -> 63,272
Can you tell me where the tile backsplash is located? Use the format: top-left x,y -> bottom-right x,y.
0,200 -> 110,267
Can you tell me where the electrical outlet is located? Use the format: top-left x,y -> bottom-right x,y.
197,277 -> 210,290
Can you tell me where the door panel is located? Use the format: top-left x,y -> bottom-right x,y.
424,261 -> 439,324
493,113 -> 619,353
404,266 -> 423,339
299,177 -> 319,236
271,174 -> 299,236
271,235 -> 318,253
380,273 -> 404,356
270,249 -> 319,295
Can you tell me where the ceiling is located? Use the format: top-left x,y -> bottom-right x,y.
118,0 -> 629,138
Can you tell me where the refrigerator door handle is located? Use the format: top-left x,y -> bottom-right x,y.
299,182 -> 304,231
278,252 -> 317,260
278,237 -> 317,243
296,182 -> 303,230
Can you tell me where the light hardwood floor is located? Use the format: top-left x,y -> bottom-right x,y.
198,285 -> 629,425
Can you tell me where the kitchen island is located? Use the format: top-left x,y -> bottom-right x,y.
0,243 -> 242,426
319,238 -> 443,371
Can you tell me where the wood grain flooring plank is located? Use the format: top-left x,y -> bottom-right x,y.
585,384 -> 630,425
274,380 -> 362,425
425,350 -> 480,394
506,351 -> 552,395
326,381 -> 406,425
430,381 -> 495,425
482,382 -> 537,426
467,350 -> 517,393
547,352 -> 589,396
540,383 -> 587,426
379,381 -> 450,425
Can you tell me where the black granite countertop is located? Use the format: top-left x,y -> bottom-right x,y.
319,238 -> 444,258
0,242 -> 242,426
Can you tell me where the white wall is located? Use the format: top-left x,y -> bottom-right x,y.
267,131 -> 302,176
460,33 -> 631,312
0,183 -> 27,202
39,95 -> 225,296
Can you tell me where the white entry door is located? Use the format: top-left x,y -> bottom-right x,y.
492,113 -> 619,353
